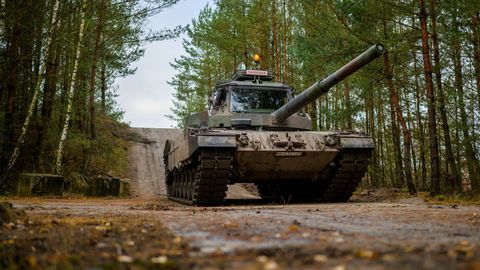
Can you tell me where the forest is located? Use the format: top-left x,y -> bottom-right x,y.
0,0 -> 182,192
168,0 -> 480,196
1,0 -> 479,198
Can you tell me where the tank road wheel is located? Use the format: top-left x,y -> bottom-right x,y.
320,150 -> 371,202
165,169 -> 173,198
173,170 -> 179,198
165,148 -> 233,206
178,171 -> 184,199
181,170 -> 187,200
187,168 -> 195,201
168,166 -> 195,205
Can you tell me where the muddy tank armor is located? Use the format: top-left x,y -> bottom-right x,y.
164,44 -> 384,205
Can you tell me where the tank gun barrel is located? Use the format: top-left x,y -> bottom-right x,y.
271,44 -> 384,122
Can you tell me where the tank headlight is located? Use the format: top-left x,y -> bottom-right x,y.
253,53 -> 261,63
238,133 -> 249,146
325,135 -> 336,146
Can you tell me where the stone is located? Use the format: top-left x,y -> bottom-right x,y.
9,173 -> 64,196
86,177 -> 130,197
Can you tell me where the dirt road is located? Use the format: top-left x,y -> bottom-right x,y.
2,128 -> 480,269
6,196 -> 480,269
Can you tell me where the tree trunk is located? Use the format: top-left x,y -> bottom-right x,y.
389,97 -> 403,188
2,0 -> 21,173
344,80 -> 352,130
429,0 -> 461,191
282,0 -> 288,82
35,38 -> 61,171
452,14 -> 480,191
383,50 -> 417,194
471,12 -> 480,106
100,62 -> 106,113
55,0 -> 87,174
88,0 -> 105,140
1,0 -> 60,189
419,0 -> 441,195
271,0 -> 279,81
410,7 -> 427,190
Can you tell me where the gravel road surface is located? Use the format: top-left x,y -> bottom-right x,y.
5,128 -> 479,269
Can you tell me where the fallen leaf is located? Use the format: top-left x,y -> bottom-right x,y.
151,255 -> 168,264
95,225 -> 109,231
117,255 -> 133,263
448,243 -> 475,259
173,236 -> 182,244
288,224 -> 298,233
125,240 -> 135,247
313,254 -> 328,263
264,260 -> 279,270
256,255 -> 268,263
250,236 -> 262,242
96,242 -> 107,248
459,240 -> 470,246
355,249 -> 375,259
334,237 -> 345,243
222,221 -> 239,228
381,254 -> 398,262
27,255 -> 37,267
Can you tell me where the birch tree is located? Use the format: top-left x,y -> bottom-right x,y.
0,0 -> 60,189
54,0 -> 87,174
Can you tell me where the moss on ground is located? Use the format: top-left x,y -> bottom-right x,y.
420,192 -> 480,206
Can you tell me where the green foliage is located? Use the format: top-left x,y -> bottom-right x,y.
63,116 -> 130,175
168,0 -> 480,195
0,0 -> 182,186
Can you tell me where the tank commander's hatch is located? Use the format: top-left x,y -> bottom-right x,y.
231,70 -> 275,81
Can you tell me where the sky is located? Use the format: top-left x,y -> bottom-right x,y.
115,0 -> 213,128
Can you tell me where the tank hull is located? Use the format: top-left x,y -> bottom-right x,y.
164,129 -> 374,205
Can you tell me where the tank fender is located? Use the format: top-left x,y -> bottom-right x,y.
339,137 -> 375,149
197,135 -> 237,148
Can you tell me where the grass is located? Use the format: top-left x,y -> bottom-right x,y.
419,192 -> 480,206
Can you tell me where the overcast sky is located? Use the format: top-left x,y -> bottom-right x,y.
115,0 -> 213,128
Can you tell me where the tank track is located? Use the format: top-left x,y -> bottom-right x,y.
318,149 -> 371,202
166,148 -> 233,206
255,149 -> 371,203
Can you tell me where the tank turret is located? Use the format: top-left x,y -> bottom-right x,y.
272,44 -> 384,122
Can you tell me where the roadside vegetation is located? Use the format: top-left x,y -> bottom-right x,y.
0,0 -> 183,192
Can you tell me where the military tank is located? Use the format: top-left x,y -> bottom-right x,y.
164,44 -> 384,205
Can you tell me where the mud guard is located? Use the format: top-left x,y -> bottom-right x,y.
197,135 -> 237,148
339,137 -> 375,149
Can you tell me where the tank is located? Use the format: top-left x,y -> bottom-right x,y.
164,44 -> 384,205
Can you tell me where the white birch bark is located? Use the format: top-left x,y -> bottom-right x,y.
1,0 -> 60,183
54,0 -> 88,174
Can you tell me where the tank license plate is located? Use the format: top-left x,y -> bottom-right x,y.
275,151 -> 303,157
